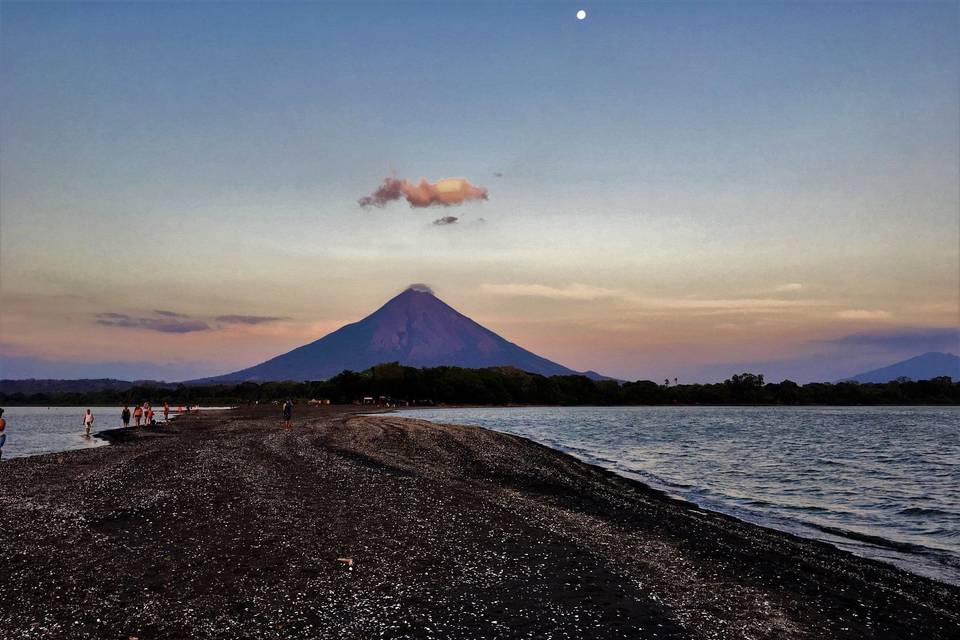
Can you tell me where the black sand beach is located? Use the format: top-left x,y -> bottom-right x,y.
0,406 -> 957,639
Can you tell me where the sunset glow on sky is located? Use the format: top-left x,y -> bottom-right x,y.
1,2 -> 958,382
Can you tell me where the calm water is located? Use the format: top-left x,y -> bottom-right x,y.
0,406 -> 113,459
0,406 -> 230,460
395,406 -> 960,585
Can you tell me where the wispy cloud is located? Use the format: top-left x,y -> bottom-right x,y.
154,309 -> 189,318
96,313 -> 211,333
835,309 -> 892,320
482,282 -> 815,313
774,283 -> 803,292
215,314 -> 287,325
481,283 -> 619,301
643,297 -> 809,311
825,327 -> 959,352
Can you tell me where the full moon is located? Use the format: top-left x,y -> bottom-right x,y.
576,9 -> 587,20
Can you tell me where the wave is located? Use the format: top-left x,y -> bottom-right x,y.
898,506 -> 952,517
808,523 -> 944,556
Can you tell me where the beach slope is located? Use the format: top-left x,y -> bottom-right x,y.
0,406 -> 957,639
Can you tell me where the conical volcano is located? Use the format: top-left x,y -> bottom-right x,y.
200,285 -> 600,382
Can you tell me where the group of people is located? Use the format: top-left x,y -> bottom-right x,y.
118,402 -> 168,429
0,401 -> 297,461
78,402 -> 174,439
82,400 -> 289,437
0,403 -> 196,460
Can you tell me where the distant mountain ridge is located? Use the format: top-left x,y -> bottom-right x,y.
0,378 -> 166,395
842,352 -> 960,383
196,285 -> 609,383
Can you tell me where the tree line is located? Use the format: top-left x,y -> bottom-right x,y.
1,364 -> 957,406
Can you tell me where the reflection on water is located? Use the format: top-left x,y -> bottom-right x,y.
396,405 -> 960,585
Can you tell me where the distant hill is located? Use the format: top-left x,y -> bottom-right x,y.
842,352 -> 960,383
194,285 -> 609,383
0,378 -> 141,395
3,364 -> 958,407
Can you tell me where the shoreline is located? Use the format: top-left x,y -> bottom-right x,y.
1,406 -> 958,638
4,401 -> 960,409
80,414 -> 960,587
17,415 -> 952,588
391,405 -> 960,585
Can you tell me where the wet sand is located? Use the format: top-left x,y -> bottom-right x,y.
0,406 -> 957,639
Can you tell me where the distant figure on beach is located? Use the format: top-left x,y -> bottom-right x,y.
0,408 -> 6,460
121,406 -> 131,428
146,405 -> 155,427
83,409 -> 95,437
282,400 -> 293,430
133,404 -> 143,428
163,402 -> 170,422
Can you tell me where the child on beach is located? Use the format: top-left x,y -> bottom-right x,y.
0,408 -> 6,460
163,402 -> 170,422
83,409 -> 95,437
147,405 -> 155,426
282,400 -> 293,430
121,406 -> 131,428
133,405 -> 143,428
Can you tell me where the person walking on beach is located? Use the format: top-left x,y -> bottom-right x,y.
121,406 -> 131,428
133,404 -> 143,428
146,404 -> 155,427
281,400 -> 293,431
163,402 -> 170,423
0,408 -> 7,461
83,409 -> 95,437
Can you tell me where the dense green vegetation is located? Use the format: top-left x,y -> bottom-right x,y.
1,364 -> 958,406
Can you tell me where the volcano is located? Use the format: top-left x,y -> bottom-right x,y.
199,285 -> 605,382
841,352 -> 960,383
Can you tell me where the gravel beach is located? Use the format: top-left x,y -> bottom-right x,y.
0,406 -> 957,639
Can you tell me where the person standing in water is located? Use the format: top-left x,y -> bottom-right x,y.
83,409 -> 95,437
121,406 -> 131,428
133,404 -> 143,428
0,408 -> 7,460
281,399 -> 293,431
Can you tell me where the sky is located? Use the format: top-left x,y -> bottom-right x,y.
1,1 -> 958,383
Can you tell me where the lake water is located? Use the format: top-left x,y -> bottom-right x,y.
0,406 -> 113,459
0,406 -> 230,460
395,406 -> 960,585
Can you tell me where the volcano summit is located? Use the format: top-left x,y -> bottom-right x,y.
200,285 -> 604,382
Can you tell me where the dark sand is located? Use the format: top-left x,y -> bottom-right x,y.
0,406 -> 957,639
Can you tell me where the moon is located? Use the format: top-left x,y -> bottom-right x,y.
576,9 -> 587,20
